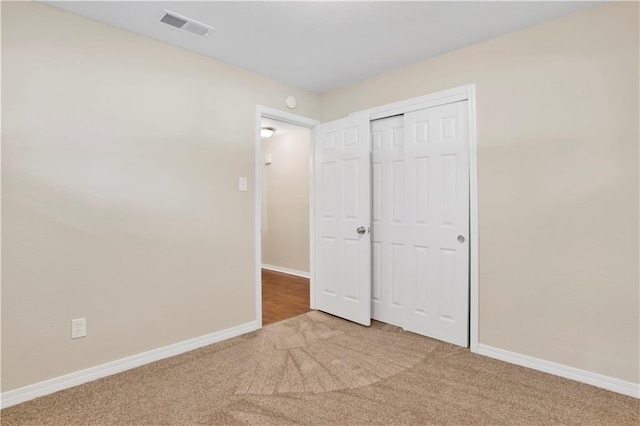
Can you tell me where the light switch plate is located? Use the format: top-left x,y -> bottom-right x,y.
238,177 -> 248,192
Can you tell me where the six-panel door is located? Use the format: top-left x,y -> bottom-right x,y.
314,112 -> 371,326
370,116 -> 406,327
402,101 -> 470,346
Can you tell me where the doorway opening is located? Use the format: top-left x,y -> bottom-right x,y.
260,117 -> 312,325
254,106 -> 320,328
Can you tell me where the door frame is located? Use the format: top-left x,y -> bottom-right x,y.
254,105 -> 320,328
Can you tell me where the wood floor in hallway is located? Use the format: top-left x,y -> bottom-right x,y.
262,268 -> 311,326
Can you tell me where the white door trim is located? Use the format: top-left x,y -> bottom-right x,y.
353,84 -> 479,351
255,106 -> 320,327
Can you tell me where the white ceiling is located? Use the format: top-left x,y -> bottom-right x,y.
45,1 -> 599,94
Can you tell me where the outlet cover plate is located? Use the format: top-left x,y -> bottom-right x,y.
71,318 -> 87,339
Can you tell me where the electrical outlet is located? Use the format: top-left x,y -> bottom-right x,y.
71,318 -> 87,339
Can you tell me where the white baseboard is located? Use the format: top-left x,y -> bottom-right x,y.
477,344 -> 640,399
261,264 -> 310,279
0,320 -> 259,409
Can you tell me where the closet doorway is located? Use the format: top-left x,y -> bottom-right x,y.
259,116 -> 314,325
369,101 -> 470,346
312,85 -> 478,349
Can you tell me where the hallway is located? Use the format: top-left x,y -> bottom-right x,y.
261,269 -> 310,325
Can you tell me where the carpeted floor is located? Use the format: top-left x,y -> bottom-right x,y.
2,311 -> 639,425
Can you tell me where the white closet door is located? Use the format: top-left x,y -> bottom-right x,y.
314,112 -> 371,326
403,101 -> 470,346
370,116 -> 405,327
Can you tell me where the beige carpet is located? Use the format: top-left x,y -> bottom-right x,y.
2,311 -> 638,425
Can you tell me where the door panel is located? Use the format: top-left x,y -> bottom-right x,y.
314,113 -> 371,326
403,101 -> 470,347
370,116 -> 405,327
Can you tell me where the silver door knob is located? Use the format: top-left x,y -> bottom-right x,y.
457,235 -> 465,243
356,226 -> 366,235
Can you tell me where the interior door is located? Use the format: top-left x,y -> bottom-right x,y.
402,101 -> 470,346
314,112 -> 371,326
370,116 -> 405,327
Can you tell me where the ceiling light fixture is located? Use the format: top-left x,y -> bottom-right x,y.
261,127 -> 276,138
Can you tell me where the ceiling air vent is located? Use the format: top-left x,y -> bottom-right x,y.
157,10 -> 214,38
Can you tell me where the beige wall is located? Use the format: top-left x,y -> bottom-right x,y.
3,0 -> 638,394
322,2 -> 639,384
1,2 -> 320,392
261,129 -> 311,273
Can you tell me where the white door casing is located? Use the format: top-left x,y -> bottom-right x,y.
370,116 -> 405,327
402,101 -> 470,346
314,112 -> 371,326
